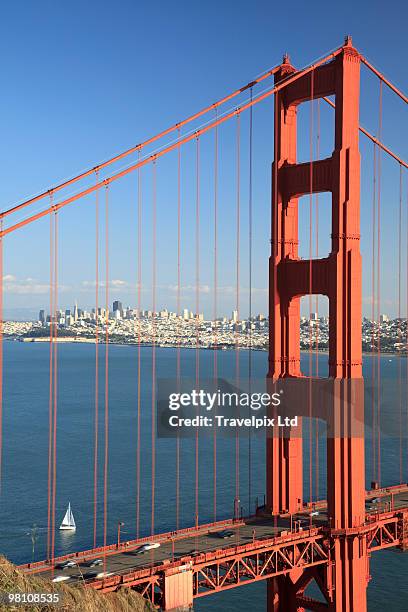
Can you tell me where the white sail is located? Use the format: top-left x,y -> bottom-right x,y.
59,502 -> 76,530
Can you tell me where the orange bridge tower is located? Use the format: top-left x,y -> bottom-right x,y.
267,37 -> 367,611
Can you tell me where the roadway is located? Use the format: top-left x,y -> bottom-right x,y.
32,519 -> 283,584
23,485 -> 408,586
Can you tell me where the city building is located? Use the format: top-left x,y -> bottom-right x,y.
113,300 -> 123,314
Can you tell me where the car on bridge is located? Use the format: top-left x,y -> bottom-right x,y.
366,497 -> 382,508
134,542 -> 161,554
52,575 -> 71,583
84,571 -> 98,580
57,560 -> 77,569
87,558 -> 103,567
214,530 -> 235,539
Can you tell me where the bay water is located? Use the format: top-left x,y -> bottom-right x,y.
1,341 -> 407,611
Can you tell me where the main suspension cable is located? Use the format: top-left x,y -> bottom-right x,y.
1,48 -> 345,239
361,56 -> 408,105
0,66 -> 283,223
322,97 -> 408,170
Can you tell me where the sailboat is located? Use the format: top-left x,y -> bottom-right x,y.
59,502 -> 76,531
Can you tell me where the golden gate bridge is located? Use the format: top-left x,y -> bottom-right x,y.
1,36 -> 408,611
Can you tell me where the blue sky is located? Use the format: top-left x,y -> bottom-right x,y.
1,0 -> 407,319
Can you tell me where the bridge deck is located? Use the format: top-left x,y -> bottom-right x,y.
20,484 -> 408,589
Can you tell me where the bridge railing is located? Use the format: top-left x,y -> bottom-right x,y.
20,516 -> 247,572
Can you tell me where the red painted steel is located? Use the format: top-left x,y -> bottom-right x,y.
267,37 -> 367,610
81,507 -> 408,609
20,487 -> 408,610
322,97 -> 408,169
360,56 -> 408,105
20,517 -> 246,572
21,486 -> 408,574
163,570 -> 193,610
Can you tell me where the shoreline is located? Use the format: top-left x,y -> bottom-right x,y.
5,336 -> 407,357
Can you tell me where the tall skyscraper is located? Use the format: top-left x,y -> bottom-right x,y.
39,309 -> 45,324
113,300 -> 123,314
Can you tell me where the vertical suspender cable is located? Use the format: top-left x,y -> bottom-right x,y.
151,161 -> 157,536
315,99 -> 320,501
213,114 -> 218,523
103,185 -> 109,561
377,81 -> 383,486
272,90 -> 279,531
371,142 -> 377,483
47,206 -> 54,561
398,164 -> 403,484
136,153 -> 142,538
195,137 -> 200,529
93,171 -> 99,548
51,210 -> 58,565
176,134 -> 181,530
405,174 -> 408,480
308,71 -> 314,517
248,90 -> 253,514
235,112 -> 241,515
0,219 -> 3,501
